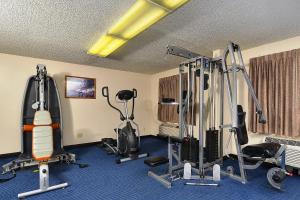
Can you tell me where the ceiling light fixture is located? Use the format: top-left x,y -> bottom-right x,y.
88,0 -> 190,57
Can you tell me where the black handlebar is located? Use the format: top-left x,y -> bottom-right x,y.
101,86 -> 138,121
257,109 -> 267,124
101,86 -> 125,121
102,86 -> 108,97
130,88 -> 137,120
133,88 -> 137,98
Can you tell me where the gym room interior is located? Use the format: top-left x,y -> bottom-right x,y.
0,0 -> 300,199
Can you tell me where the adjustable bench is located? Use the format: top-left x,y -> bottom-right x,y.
243,143 -> 282,158
223,105 -> 289,190
18,111 -> 68,199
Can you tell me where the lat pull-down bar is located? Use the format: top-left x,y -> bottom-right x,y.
166,45 -> 201,59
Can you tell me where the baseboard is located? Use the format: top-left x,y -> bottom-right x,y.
141,135 -> 157,139
64,141 -> 102,150
0,143 -> 103,158
0,152 -> 20,158
156,133 -> 169,141
0,135 -> 155,158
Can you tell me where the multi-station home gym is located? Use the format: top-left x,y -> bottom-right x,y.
0,0 -> 299,200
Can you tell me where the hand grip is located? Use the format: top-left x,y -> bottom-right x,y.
257,109 -> 267,124
133,88 -> 137,98
259,114 -> 267,124
102,86 -> 109,97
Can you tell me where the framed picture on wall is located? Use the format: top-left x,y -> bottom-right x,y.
65,76 -> 96,99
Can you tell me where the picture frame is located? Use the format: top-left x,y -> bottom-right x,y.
65,75 -> 96,99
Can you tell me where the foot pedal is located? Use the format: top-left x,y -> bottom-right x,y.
183,163 -> 192,180
213,164 -> 221,182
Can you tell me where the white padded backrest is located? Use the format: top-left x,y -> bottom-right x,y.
33,126 -> 53,160
33,111 -> 52,125
32,111 -> 53,160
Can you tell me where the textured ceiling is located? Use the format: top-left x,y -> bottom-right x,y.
0,0 -> 300,74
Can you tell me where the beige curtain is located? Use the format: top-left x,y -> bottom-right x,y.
249,49 -> 300,137
158,74 -> 196,124
158,74 -> 180,123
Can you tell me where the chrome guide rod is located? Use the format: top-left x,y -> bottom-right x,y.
198,58 -> 205,176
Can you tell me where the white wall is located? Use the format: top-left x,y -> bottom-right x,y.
0,53 -> 154,154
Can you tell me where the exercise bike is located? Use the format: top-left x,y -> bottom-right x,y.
100,86 -> 149,164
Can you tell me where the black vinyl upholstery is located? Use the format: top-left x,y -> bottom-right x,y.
162,98 -> 175,103
237,105 -> 282,159
236,105 -> 249,145
116,90 -> 134,100
144,156 -> 169,167
243,142 -> 281,158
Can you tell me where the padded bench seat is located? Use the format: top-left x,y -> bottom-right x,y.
242,142 -> 281,158
144,156 -> 169,167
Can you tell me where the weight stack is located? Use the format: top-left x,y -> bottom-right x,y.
206,129 -> 219,162
181,137 -> 199,163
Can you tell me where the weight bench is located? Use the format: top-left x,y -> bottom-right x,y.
223,105 -> 289,190
243,143 -> 282,159
18,111 -> 68,199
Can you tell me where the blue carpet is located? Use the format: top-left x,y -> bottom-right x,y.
0,137 -> 299,200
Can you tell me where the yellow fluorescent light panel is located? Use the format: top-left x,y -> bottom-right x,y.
88,0 -> 189,57
108,0 -> 167,39
152,0 -> 189,10
88,35 -> 127,57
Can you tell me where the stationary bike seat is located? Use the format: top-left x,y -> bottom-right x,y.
116,90 -> 134,101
